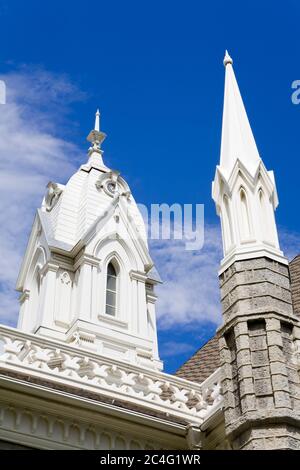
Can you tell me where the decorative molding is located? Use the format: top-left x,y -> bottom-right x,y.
18,290 -> 30,304
97,314 -> 128,329
44,182 -> 62,212
0,325 -> 223,426
39,261 -> 59,277
0,401 -> 160,450
60,271 -> 71,285
130,270 -> 147,283
74,252 -> 101,270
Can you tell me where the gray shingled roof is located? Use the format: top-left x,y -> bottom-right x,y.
175,335 -> 220,384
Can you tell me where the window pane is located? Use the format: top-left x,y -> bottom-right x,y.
105,262 -> 118,317
106,305 -> 115,316
107,263 -> 116,276
106,291 -> 116,307
107,274 -> 116,291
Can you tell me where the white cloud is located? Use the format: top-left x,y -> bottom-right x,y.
159,340 -> 195,358
0,67 -> 84,324
150,224 -> 223,329
151,224 -> 300,330
279,227 -> 300,261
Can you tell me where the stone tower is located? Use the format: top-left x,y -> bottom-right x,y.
16,111 -> 162,371
212,51 -> 300,449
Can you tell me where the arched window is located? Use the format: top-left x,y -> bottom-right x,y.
239,188 -> 251,240
105,262 -> 118,316
223,195 -> 234,252
258,188 -> 272,244
31,268 -> 41,332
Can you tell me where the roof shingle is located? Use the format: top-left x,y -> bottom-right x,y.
174,335 -> 220,384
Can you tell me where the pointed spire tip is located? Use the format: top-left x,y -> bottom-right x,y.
95,108 -> 100,132
223,50 -> 233,67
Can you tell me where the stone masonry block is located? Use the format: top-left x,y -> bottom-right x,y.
241,394 -> 257,413
254,377 -> 273,396
256,395 -> 275,409
251,349 -> 269,367
238,364 -> 253,379
218,336 -> 227,349
267,330 -> 283,347
270,361 -> 288,377
249,335 -> 267,350
271,374 -> 290,392
222,363 -> 233,380
224,390 -> 238,409
274,391 -> 292,409
252,366 -> 270,380
224,407 -> 241,425
266,318 -> 281,331
219,347 -> 232,365
293,326 -> 300,340
239,378 -> 255,397
233,321 -> 248,337
236,349 -> 251,368
269,345 -> 285,362
235,334 -> 250,350
222,378 -> 235,394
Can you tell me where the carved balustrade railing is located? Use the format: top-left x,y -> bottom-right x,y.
0,325 -> 223,424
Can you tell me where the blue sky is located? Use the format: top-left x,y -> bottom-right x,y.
0,0 -> 300,373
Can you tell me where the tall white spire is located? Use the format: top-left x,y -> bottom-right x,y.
212,51 -> 286,272
220,50 -> 260,178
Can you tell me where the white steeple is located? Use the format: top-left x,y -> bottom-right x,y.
212,51 -> 287,272
16,111 -> 162,371
220,50 -> 260,178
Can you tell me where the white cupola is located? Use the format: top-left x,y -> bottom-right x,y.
212,51 -> 287,272
16,111 -> 163,371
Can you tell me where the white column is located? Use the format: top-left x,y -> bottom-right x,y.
146,290 -> 159,360
130,271 -> 148,338
17,290 -> 30,331
130,277 -> 138,334
74,253 -> 101,322
37,262 -> 59,330
91,262 -> 101,322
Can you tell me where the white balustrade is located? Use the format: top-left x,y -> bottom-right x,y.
0,325 -> 223,424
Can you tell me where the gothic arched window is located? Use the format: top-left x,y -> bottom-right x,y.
258,188 -> 272,244
105,262 -> 118,316
239,188 -> 251,240
223,195 -> 234,252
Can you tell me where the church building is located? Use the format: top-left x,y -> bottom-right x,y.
0,52 -> 300,450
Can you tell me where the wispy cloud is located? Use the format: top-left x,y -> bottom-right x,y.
150,224 -> 223,329
0,66 -> 84,324
151,224 -> 300,331
279,226 -> 300,261
159,340 -> 195,358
